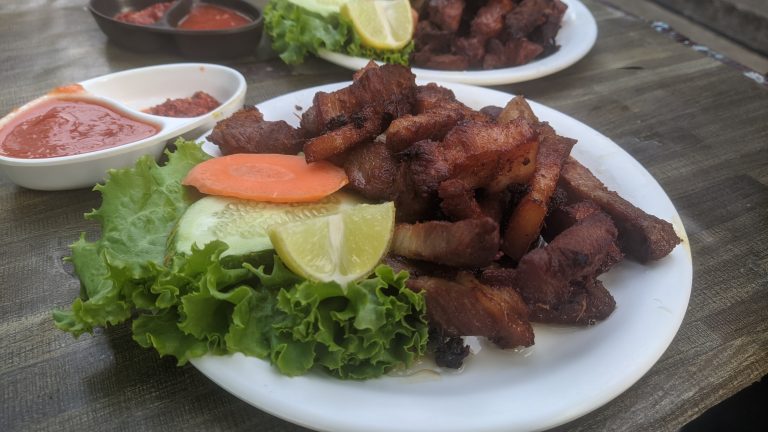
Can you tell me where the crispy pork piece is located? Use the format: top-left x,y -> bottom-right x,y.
559,157 -> 681,262
514,212 -> 620,307
438,179 -> 484,220
413,20 -> 453,53
407,272 -> 534,349
479,266 -> 517,287
386,96 -> 490,153
392,161 -> 441,223
528,278 -> 616,325
413,52 -> 471,70
504,0 -> 551,39
341,139 -> 398,201
207,106 -> 303,155
498,95 -> 540,125
478,189 -> 512,224
414,83 -> 458,112
502,123 -> 576,260
542,199 -> 602,240
300,64 -> 416,137
412,84 -> 489,121
452,36 -> 486,68
407,119 -> 539,195
303,106 -> 387,162
483,38 -> 544,69
427,0 -> 465,32
528,0 -> 567,55
382,254 -> 459,280
480,105 -> 503,120
386,109 -> 464,153
471,0 -> 515,40
391,217 -> 500,268
352,60 -> 379,81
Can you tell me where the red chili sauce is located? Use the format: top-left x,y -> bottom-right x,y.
145,91 -> 221,117
0,99 -> 159,159
114,2 -> 174,25
177,4 -> 252,30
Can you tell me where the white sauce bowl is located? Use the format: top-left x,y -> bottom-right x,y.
0,63 -> 246,190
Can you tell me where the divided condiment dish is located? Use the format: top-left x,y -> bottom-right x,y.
0,63 -> 246,190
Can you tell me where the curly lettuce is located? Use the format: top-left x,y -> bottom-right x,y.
264,0 -> 413,66
53,140 -> 428,379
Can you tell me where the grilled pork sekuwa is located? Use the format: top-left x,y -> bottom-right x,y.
208,63 -> 680,367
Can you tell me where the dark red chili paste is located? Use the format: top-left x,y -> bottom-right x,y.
0,98 -> 159,159
114,2 -> 174,26
145,91 -> 221,117
177,4 -> 251,30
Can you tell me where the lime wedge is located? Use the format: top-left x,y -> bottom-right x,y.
268,202 -> 395,285
341,0 -> 413,50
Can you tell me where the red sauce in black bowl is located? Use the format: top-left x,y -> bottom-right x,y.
178,4 -> 252,30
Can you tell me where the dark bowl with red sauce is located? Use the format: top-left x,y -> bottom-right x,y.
88,0 -> 263,58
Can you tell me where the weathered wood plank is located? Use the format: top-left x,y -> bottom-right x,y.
0,1 -> 766,432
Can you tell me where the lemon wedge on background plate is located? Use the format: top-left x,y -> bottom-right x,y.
268,202 -> 395,286
342,0 -> 414,50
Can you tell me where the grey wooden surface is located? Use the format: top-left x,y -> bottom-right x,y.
1,1 -> 766,431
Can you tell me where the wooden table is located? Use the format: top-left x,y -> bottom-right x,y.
1,1 -> 766,431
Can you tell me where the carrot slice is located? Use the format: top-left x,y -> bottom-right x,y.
182,154 -> 349,203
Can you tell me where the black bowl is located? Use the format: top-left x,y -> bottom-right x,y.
88,0 -> 263,59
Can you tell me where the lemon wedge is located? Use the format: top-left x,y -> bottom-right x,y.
268,202 -> 395,286
341,0 -> 414,50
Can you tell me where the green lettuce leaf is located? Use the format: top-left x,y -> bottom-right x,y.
264,0 -> 412,66
53,139 -> 210,335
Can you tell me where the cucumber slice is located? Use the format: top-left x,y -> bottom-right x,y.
174,192 -> 360,256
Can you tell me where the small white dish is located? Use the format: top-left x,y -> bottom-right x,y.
317,0 -> 597,86
0,63 -> 246,190
191,81 -> 692,432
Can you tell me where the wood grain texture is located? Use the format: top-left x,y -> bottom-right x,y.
0,1 -> 766,431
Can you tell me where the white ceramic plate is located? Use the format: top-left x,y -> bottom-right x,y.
192,81 -> 692,432
316,0 -> 597,86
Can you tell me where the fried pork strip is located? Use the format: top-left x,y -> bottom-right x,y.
471,0 -> 515,41
207,106 -> 303,155
391,217 -> 500,268
542,199 -> 602,240
341,139 -> 398,201
385,84 -> 490,152
427,0 -> 465,32
514,211 -> 620,307
386,110 -> 464,153
559,157 -> 681,262
299,64 -> 416,137
528,278 -> 616,325
407,119 -> 539,195
504,0 -> 552,39
407,272 -> 534,349
502,123 -> 576,260
303,106 -> 386,162
480,267 -> 617,325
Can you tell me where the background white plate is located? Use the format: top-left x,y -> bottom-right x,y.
317,0 -> 597,86
192,81 -> 692,432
